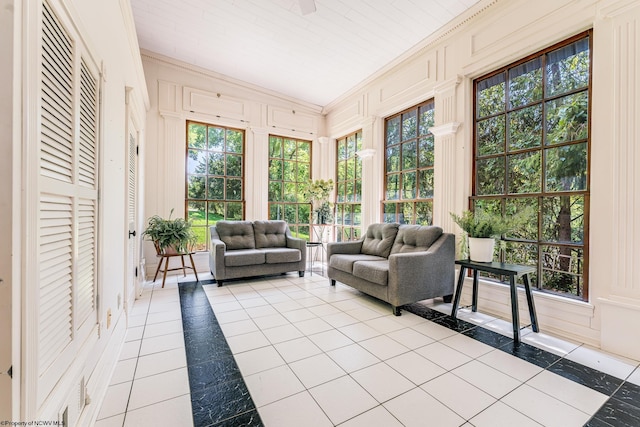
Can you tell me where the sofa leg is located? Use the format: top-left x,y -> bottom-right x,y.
216,280 -> 223,287
330,279 -> 336,286
392,306 -> 401,316
299,271 -> 305,277
443,294 -> 453,303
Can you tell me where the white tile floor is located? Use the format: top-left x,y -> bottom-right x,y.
96,271 -> 640,427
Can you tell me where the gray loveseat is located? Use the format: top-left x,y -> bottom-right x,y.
327,223 -> 454,315
209,220 -> 306,286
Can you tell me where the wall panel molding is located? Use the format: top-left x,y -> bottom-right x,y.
182,86 -> 246,121
267,106 -> 319,134
158,80 -> 178,116
377,55 -> 433,104
610,11 -> 639,297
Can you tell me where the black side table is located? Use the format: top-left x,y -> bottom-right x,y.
451,259 -> 539,344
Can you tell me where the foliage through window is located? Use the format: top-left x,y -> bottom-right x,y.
383,100 -> 435,225
186,121 -> 244,251
335,131 -> 363,241
473,32 -> 591,300
268,135 -> 312,240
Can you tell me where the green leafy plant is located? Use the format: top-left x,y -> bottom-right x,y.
450,208 -> 531,239
142,209 -> 197,253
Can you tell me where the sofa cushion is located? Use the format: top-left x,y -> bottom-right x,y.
353,260 -> 389,286
216,221 -> 256,250
390,225 -> 443,254
361,223 -> 399,258
263,248 -> 301,264
224,249 -> 265,267
254,220 -> 288,248
329,254 -> 387,274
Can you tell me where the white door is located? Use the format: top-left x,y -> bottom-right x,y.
126,122 -> 140,302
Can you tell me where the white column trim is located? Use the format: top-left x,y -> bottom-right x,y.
429,122 -> 461,138
355,148 -> 375,158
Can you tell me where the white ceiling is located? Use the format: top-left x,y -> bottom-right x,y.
130,0 -> 481,107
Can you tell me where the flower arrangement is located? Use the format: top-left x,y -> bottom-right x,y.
304,179 -> 334,224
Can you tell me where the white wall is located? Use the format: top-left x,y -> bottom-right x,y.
1,0 -> 15,421
140,52 -> 326,274
324,0 -> 640,359
12,0 -> 148,423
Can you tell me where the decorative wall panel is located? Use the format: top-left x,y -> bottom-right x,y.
267,106 -> 318,133
377,54 -> 433,104
610,9 -> 640,296
182,86 -> 246,120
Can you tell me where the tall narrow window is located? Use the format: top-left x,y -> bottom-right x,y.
383,100 -> 435,225
335,131 -> 362,241
473,32 -> 591,300
268,135 -> 311,239
186,121 -> 245,251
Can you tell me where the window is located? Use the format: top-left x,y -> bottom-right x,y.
335,131 -> 363,241
383,100 -> 435,224
473,32 -> 591,300
186,121 -> 245,251
268,135 -> 311,239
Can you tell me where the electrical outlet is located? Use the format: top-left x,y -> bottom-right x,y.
106,308 -> 112,329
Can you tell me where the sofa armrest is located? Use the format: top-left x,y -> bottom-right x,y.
387,233 -> 455,303
286,235 -> 305,251
209,227 -> 227,279
286,235 -> 307,266
327,240 -> 364,260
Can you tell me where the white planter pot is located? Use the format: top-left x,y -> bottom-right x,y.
468,237 -> 495,262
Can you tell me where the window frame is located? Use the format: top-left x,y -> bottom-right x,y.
472,31 -> 592,301
335,130 -> 363,241
185,120 -> 246,251
267,134 -> 313,240
383,99 -> 436,225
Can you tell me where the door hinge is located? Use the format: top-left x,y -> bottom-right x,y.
135,267 -> 138,278
136,145 -> 139,155
7,365 -> 12,378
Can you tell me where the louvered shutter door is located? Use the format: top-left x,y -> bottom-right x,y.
76,59 -> 98,330
39,2 -> 75,390
127,132 -> 137,296
36,0 -> 100,406
79,60 -> 97,188
41,2 -> 73,183
128,134 -> 136,226
38,194 -> 73,375
76,199 -> 96,328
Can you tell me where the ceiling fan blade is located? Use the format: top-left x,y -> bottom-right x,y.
298,0 -> 316,15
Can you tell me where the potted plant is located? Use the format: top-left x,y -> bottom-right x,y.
142,209 -> 197,254
304,179 -> 334,224
450,209 -> 529,262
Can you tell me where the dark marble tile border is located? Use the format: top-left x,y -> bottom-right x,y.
403,302 -> 640,427
178,280 -> 264,427
175,280 -> 638,427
